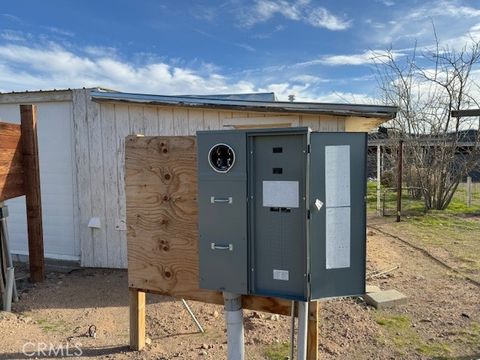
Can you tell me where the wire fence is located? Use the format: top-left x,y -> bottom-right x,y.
368,180 -> 480,217
381,187 -> 427,217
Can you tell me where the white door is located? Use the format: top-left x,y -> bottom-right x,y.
0,102 -> 78,261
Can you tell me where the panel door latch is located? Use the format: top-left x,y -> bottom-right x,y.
211,243 -> 233,251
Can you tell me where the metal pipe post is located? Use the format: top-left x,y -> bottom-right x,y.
3,267 -> 14,311
297,301 -> 308,360
181,299 -> 204,333
467,176 -> 472,208
223,292 -> 245,360
377,145 -> 382,215
290,301 -> 296,360
396,140 -> 403,222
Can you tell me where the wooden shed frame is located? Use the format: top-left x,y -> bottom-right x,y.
1,88 -> 396,270
0,105 -> 44,283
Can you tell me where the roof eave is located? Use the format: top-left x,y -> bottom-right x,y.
91,94 -> 397,120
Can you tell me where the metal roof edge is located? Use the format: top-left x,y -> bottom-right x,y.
90,91 -> 398,119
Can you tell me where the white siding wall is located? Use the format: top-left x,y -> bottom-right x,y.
0,101 -> 78,260
72,88 -> 346,268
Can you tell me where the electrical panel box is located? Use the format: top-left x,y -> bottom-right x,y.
197,128 -> 366,301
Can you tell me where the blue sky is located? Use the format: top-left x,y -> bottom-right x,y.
1,0 -> 480,102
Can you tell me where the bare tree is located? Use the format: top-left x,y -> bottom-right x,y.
374,33 -> 480,210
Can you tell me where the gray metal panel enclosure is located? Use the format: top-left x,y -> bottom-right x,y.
197,128 -> 367,301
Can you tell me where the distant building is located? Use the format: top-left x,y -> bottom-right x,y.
367,129 -> 480,181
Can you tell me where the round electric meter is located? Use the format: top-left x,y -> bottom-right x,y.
208,143 -> 235,173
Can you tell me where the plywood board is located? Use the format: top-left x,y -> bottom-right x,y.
125,135 -> 293,315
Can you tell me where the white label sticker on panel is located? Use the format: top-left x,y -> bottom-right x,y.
325,145 -> 351,207
273,269 -> 289,281
326,207 -> 351,269
263,181 -> 299,208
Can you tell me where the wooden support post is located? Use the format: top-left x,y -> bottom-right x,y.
20,105 -> 45,283
376,145 -> 381,215
466,176 -> 472,208
396,140 -> 403,223
129,288 -> 146,351
307,301 -> 319,360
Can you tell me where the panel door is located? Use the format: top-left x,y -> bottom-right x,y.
250,134 -> 308,300
309,132 -> 367,299
197,132 -> 248,294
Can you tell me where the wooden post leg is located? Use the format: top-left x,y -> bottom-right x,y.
307,301 -> 319,360
20,104 -> 45,283
129,288 -> 146,350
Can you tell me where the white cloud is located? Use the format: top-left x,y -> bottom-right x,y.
237,0 -> 351,31
0,37 -> 375,105
257,82 -> 378,103
0,42 -> 255,94
306,7 -> 350,31
369,0 -> 480,46
1,30 -> 28,42
289,50 -> 405,67
377,0 -> 395,6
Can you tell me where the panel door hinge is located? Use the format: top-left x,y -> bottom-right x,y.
307,273 -> 311,283
307,209 -> 311,220
307,144 -> 311,153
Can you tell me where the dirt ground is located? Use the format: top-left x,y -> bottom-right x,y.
0,220 -> 479,359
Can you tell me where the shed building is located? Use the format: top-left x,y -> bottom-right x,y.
0,88 -> 396,268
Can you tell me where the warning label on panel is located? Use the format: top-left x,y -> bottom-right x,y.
273,269 -> 289,281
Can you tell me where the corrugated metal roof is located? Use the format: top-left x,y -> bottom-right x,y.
90,91 -> 397,119
180,92 -> 276,101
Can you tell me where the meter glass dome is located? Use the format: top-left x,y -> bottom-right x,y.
209,143 -> 235,173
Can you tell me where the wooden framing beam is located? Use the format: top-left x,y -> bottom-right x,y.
129,288 -> 146,350
20,105 -> 45,283
307,301 -> 319,360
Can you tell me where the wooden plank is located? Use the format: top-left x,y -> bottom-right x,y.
143,106 -> 159,136
72,89 -> 94,267
300,115 -> 320,131
125,135 -> 293,315
129,105 -> 145,135
226,115 -> 299,129
307,301 -> 319,360
203,110 -> 220,130
173,108 -> 189,135
187,109 -> 204,135
20,104 -> 45,283
345,116 -> 383,132
129,288 -> 146,350
0,134 -> 23,150
0,90 -> 72,104
0,148 -> 22,162
0,160 -> 23,175
114,104 -> 131,268
218,111 -> 233,129
317,115 -> 338,131
87,99 -> 108,267
0,174 -> 24,201
0,122 -> 21,137
101,104 -> 123,268
0,121 -> 23,202
158,107 -> 174,135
